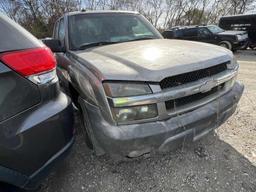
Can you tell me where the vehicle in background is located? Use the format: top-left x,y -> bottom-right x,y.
162,25 -> 249,51
0,13 -> 74,191
43,11 -> 243,160
219,14 -> 256,49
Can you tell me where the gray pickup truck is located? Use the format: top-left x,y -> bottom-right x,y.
43,10 -> 244,158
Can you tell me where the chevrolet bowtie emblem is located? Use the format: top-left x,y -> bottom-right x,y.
200,79 -> 215,93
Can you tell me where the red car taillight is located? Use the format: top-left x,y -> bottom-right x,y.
0,47 -> 57,84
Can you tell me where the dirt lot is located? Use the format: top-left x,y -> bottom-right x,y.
40,50 -> 256,192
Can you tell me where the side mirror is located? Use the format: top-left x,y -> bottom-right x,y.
41,38 -> 65,52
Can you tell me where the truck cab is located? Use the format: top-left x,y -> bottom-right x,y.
219,14 -> 256,49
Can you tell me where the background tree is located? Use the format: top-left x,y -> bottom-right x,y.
0,0 -> 255,37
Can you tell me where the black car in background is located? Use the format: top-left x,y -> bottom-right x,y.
0,13 -> 74,191
219,14 -> 256,49
162,25 -> 249,51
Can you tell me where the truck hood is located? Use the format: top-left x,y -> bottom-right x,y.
218,30 -> 247,36
73,39 -> 233,82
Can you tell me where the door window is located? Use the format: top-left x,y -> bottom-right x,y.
53,21 -> 59,39
58,18 -> 65,41
183,28 -> 198,37
198,28 -> 212,38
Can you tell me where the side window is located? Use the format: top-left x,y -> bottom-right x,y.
58,18 -> 65,41
183,28 -> 198,37
198,28 -> 211,38
53,21 -> 59,39
131,19 -> 154,37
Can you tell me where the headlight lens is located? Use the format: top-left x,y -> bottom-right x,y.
112,104 -> 158,123
103,82 -> 158,123
103,82 -> 152,97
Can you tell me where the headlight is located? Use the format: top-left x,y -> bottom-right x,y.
103,82 -> 158,123
237,35 -> 243,41
112,104 -> 158,123
227,57 -> 239,70
103,82 -> 152,97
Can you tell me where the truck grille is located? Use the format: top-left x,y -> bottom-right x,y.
160,62 -> 228,89
165,84 -> 225,111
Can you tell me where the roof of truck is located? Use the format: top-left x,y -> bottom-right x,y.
65,10 -> 139,16
221,13 -> 256,18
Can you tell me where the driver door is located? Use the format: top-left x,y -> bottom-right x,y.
198,28 -> 216,45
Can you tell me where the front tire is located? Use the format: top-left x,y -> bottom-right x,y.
219,41 -> 232,50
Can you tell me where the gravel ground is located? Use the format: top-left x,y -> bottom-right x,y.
40,50 -> 256,192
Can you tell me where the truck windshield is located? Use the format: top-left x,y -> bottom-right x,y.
68,13 -> 162,50
207,25 -> 225,34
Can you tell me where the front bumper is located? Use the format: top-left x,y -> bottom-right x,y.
233,39 -> 249,50
84,82 -> 244,157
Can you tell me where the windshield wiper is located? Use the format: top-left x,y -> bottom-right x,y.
78,41 -> 117,50
126,36 -> 157,42
78,37 -> 157,50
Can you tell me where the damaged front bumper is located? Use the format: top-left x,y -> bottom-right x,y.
82,81 -> 244,157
